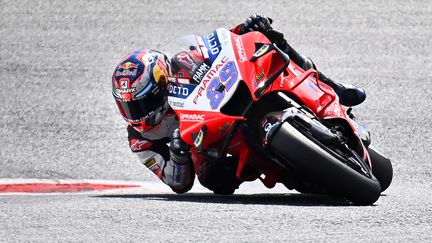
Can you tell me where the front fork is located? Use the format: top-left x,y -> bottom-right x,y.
348,116 -> 371,147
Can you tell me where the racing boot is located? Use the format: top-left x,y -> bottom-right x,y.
293,53 -> 367,106
286,45 -> 366,106
318,73 -> 366,107
265,30 -> 367,107
283,43 -> 366,106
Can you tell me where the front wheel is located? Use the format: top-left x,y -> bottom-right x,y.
270,121 -> 381,205
368,146 -> 393,192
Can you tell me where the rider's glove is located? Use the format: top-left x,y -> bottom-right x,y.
169,128 -> 191,165
163,128 -> 194,193
241,13 -> 273,33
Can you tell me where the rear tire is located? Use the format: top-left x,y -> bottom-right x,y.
270,122 -> 381,205
368,146 -> 393,192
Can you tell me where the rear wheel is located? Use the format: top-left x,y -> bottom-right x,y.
270,121 -> 381,205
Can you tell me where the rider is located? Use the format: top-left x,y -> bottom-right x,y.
112,49 -> 195,193
111,14 -> 366,194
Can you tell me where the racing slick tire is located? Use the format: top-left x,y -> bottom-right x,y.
368,146 -> 393,192
270,121 -> 381,205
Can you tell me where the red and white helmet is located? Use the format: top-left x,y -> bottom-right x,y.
112,49 -> 170,132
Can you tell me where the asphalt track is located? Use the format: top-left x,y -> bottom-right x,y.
0,0 -> 431,242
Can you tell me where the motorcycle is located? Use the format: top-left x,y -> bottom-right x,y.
166,28 -> 393,205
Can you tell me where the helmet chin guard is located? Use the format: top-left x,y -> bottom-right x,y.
129,100 -> 169,133
153,101 -> 169,126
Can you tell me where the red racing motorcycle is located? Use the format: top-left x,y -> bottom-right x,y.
167,28 -> 393,205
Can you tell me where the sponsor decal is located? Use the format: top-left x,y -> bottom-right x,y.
253,79 -> 259,87
177,78 -> 190,84
219,29 -> 230,45
263,122 -> 276,133
130,139 -> 151,152
144,158 -> 157,168
192,62 -> 211,84
193,56 -> 229,104
169,76 -> 190,84
121,80 -> 128,88
169,84 -> 189,96
180,113 -> 205,121
203,31 -> 222,62
256,71 -> 264,81
168,100 -> 185,108
144,158 -> 161,175
116,88 -> 136,94
254,44 -> 270,58
116,62 -> 138,76
193,129 -> 204,147
261,117 -> 280,144
253,63 -> 265,87
234,36 -> 247,62
149,164 -> 161,175
119,62 -> 138,70
116,79 -> 136,94
168,83 -> 195,99
218,122 -> 231,133
175,52 -> 195,68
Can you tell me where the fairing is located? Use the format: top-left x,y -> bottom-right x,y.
166,28 -> 370,186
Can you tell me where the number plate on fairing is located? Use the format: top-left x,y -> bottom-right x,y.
168,28 -> 243,113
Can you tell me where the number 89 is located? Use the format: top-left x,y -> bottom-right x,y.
207,61 -> 238,109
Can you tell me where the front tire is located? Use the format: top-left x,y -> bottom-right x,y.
368,146 -> 393,192
270,122 -> 381,205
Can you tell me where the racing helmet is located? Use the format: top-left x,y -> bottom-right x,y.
112,49 -> 170,132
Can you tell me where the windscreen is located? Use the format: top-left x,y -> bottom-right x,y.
164,35 -> 212,84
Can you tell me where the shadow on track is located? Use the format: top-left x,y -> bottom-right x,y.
94,193 -> 355,207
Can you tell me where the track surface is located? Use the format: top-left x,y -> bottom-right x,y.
1,0 -> 431,242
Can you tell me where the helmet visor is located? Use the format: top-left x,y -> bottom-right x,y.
115,91 -> 165,123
